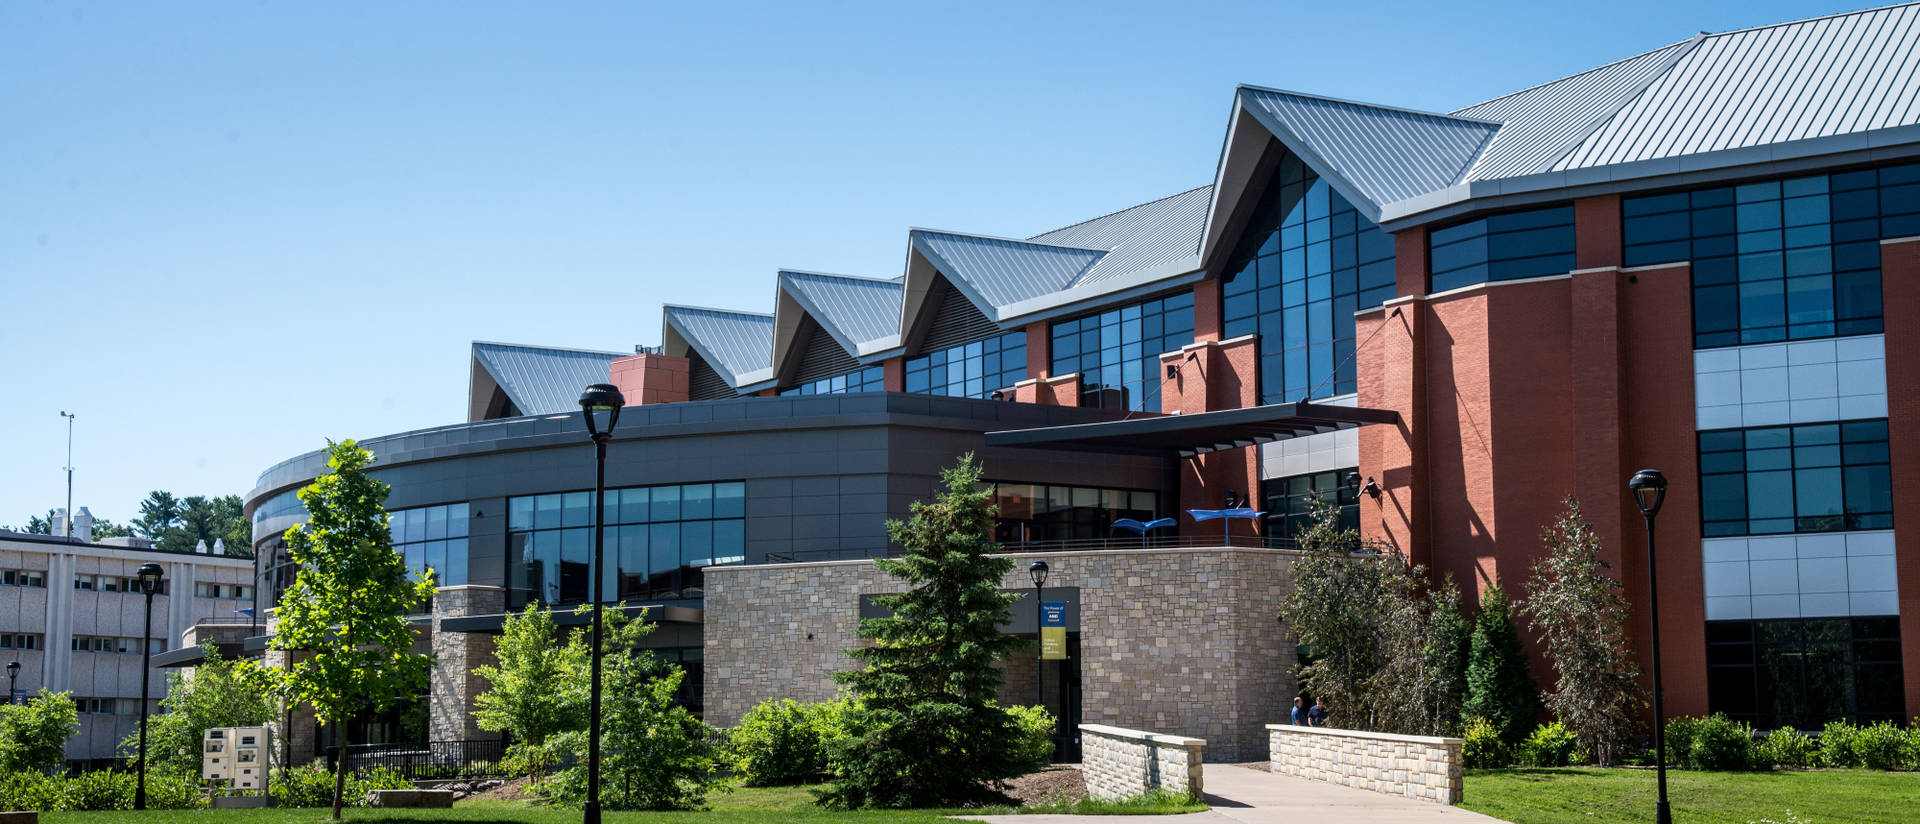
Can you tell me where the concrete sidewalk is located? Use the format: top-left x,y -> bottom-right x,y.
963,764 -> 1501,824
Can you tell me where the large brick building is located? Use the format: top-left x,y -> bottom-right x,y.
241,5 -> 1920,763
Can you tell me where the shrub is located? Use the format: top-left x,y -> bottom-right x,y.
1460,585 -> 1541,745
1462,717 -> 1509,768
270,764 -> 412,808
1005,704 -> 1057,769
1818,720 -> 1861,768
1689,714 -> 1759,771
1853,721 -> 1915,771
0,689 -> 81,774
0,770 -> 205,812
1663,716 -> 1701,769
1515,722 -> 1580,767
1761,728 -> 1817,768
729,698 -> 834,786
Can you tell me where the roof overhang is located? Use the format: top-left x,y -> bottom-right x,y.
440,603 -> 704,634
152,641 -> 246,669
984,401 -> 1399,458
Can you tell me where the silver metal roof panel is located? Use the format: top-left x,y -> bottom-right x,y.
471,342 -> 624,416
1238,86 -> 1501,213
661,305 -> 774,387
909,230 -> 1106,311
777,270 -> 903,352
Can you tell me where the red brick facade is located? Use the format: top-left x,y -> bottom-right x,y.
1882,237 -> 1920,717
609,352 -> 690,406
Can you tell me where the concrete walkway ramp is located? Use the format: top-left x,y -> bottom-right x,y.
965,764 -> 1501,824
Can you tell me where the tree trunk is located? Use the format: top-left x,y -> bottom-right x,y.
331,718 -> 349,820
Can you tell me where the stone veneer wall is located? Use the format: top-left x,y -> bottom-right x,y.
1078,724 -> 1204,801
704,547 -> 1300,761
429,586 -> 506,742
1267,724 -> 1463,804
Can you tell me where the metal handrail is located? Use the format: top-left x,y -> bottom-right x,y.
761,534 -> 1296,564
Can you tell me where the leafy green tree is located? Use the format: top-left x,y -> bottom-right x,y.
1462,582 -> 1541,744
263,440 -> 434,821
119,642 -> 273,777
88,518 -> 133,540
472,604 -> 588,778
824,454 -> 1042,809
158,494 -> 252,557
18,510 -> 57,535
0,688 -> 80,774
136,491 -> 183,539
1521,498 -> 1644,765
543,605 -> 717,810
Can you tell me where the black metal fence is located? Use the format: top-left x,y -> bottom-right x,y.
762,534 -> 1299,564
328,739 -> 511,780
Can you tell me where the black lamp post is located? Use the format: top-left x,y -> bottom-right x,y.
134,561 -> 164,811
1628,469 -> 1671,824
1028,560 -> 1049,711
578,383 -> 624,824
6,660 -> 18,703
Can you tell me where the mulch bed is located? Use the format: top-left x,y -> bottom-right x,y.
464,776 -> 534,802
1000,765 -> 1086,807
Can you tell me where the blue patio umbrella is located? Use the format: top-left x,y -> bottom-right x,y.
1185,507 -> 1265,543
1111,517 -> 1177,547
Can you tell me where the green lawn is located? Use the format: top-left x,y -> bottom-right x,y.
1462,767 -> 1920,824
38,783 -> 986,824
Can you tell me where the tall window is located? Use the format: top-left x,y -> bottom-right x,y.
507,482 -> 745,608
903,331 -> 1026,399
1050,292 -> 1194,412
1222,153 -> 1394,404
1260,469 -> 1358,543
1699,420 -> 1892,537
781,366 -> 884,396
390,503 -> 470,588
1427,205 -> 1576,293
1623,162 -> 1920,347
1706,617 -> 1905,728
987,483 -> 1160,544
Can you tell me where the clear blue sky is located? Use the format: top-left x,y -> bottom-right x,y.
0,0 -> 1864,526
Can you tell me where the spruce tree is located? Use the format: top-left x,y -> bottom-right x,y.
1461,582 -> 1541,744
824,453 -> 1042,808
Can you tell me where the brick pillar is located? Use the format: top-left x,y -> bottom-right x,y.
608,352 -> 689,406
1025,321 -> 1052,380
882,357 -> 904,392
1192,280 -> 1222,343
1394,226 -> 1429,298
1575,195 -> 1623,270
1569,268 -> 1629,576
1161,335 -> 1260,539
1013,374 -> 1082,405
1881,237 -> 1920,718
430,586 -> 507,742
1356,301 -> 1427,566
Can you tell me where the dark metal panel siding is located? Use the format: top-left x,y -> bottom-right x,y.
689,352 -> 734,401
792,322 -> 859,384
920,283 -> 1000,352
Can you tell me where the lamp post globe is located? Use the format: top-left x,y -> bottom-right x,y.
6,660 -> 18,704
1627,469 -> 1672,824
577,384 -> 624,824
134,561 -> 164,810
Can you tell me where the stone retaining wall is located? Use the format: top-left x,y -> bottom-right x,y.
1267,724 -> 1463,804
1078,724 -> 1204,801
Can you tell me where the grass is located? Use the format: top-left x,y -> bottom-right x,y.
987,788 -> 1207,816
1461,767 -> 1920,824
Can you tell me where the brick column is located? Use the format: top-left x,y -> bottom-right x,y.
1161,335 -> 1260,539
1394,226 -> 1429,298
430,586 -> 507,742
1355,301 -> 1427,566
1880,237 -> 1920,718
608,352 -> 689,406
882,357 -> 904,392
1192,280 -> 1222,343
1575,195 -> 1623,270
1025,321 -> 1052,380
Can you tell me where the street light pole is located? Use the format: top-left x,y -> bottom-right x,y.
134,562 -> 165,811
6,660 -> 18,704
1629,469 -> 1671,824
1027,560 -> 1049,713
578,384 -> 625,824
60,411 -> 75,538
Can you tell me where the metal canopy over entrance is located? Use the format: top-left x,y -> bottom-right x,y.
983,401 -> 1399,457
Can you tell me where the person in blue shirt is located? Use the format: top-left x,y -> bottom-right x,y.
1308,697 -> 1330,727
1290,696 -> 1307,726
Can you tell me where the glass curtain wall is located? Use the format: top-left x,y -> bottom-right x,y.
1221,152 -> 1395,404
903,331 -> 1026,399
1706,617 -> 1905,728
507,482 -> 745,608
781,366 -> 885,396
390,503 -> 470,590
987,482 -> 1160,544
1698,420 -> 1892,537
1259,469 -> 1358,544
1427,206 -> 1576,293
1050,292 -> 1194,412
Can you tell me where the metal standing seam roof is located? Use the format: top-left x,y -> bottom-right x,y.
1237,86 -> 1501,213
661,305 -> 775,386
777,270 -> 904,353
1027,184 -> 1211,289
909,230 -> 1107,311
1552,3 -> 1920,171
471,342 -> 625,416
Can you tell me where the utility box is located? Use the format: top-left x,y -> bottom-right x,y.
204,726 -> 273,793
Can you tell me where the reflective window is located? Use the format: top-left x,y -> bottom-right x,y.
1260,469 -> 1358,543
1,570 -> 46,588
1051,292 -> 1194,411
390,502 -> 470,589
1706,617 -> 1905,728
251,489 -> 308,528
1221,152 -> 1394,403
903,331 -> 1026,399
1699,420 -> 1892,537
1623,162 -> 1920,347
781,366 -> 884,396
987,482 -> 1160,544
0,633 -> 44,650
507,482 -> 745,608
1428,205 -> 1576,293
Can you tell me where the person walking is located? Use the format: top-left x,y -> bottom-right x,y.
1290,696 -> 1307,726
1308,697 -> 1330,727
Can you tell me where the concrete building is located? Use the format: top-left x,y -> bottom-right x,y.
0,527 -> 255,766
240,5 -> 1920,763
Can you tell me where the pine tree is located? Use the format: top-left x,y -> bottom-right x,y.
1522,498 -> 1644,765
1461,582 -> 1541,744
824,453 -> 1042,808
